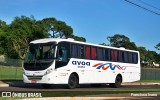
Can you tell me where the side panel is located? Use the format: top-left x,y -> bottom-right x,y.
23,57 -> 140,84
57,58 -> 140,84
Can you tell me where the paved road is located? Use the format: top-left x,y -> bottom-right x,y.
0,80 -> 160,91
0,81 -> 160,100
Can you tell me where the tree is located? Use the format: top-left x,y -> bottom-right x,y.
155,43 -> 160,50
99,43 -> 109,46
107,34 -> 130,47
36,17 -> 86,42
124,42 -> 137,50
0,20 -> 7,54
9,16 -> 37,59
107,34 -> 137,50
146,50 -> 158,62
0,16 -> 86,59
71,35 -> 86,42
38,18 -> 73,38
0,20 -> 15,58
137,46 -> 147,61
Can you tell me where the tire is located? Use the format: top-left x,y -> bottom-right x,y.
110,75 -> 122,88
67,74 -> 79,89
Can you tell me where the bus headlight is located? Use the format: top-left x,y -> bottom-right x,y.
44,68 -> 53,75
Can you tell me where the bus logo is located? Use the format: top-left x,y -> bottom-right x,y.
93,63 -> 126,70
72,61 -> 90,66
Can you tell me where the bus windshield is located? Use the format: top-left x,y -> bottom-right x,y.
24,42 -> 56,71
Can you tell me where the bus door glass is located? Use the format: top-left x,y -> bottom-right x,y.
55,42 -> 70,68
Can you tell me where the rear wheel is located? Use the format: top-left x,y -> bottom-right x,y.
67,74 -> 79,89
109,75 -> 122,88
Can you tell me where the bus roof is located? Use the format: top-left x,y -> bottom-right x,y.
30,38 -> 139,53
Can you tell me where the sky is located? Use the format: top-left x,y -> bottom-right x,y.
0,0 -> 160,53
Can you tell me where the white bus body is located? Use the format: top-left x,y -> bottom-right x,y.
23,38 -> 140,88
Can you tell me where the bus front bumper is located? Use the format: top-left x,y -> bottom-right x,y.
23,72 -> 69,84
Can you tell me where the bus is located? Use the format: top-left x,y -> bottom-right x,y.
23,38 -> 140,89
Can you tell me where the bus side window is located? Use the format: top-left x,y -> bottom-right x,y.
97,48 -> 104,60
56,42 -> 70,62
71,44 -> 78,58
91,47 -> 97,59
104,49 -> 110,61
132,53 -> 138,64
124,52 -> 128,63
85,46 -> 91,59
111,50 -> 117,62
78,45 -> 85,59
128,52 -> 132,63
118,51 -> 123,62
57,47 -> 68,62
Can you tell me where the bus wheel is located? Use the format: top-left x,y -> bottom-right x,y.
110,75 -> 122,88
67,74 -> 78,89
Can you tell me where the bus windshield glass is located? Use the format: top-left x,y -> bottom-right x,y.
23,42 -> 56,71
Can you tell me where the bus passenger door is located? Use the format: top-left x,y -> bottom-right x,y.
55,42 -> 70,69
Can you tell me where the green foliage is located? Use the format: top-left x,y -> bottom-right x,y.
99,43 -> 109,46
124,42 -> 137,50
137,46 -> 147,61
155,43 -> 160,50
38,18 -> 73,38
107,34 -> 137,50
0,15 -> 86,59
0,20 -> 7,54
71,35 -> 86,42
106,34 -> 160,64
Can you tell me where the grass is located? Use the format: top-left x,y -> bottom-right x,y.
138,80 -> 160,82
40,89 -> 160,97
1,66 -> 160,82
0,66 -> 22,80
0,66 -> 160,99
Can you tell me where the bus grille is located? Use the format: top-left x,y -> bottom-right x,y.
27,76 -> 43,80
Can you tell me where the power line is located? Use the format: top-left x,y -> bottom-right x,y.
124,0 -> 160,16
138,0 -> 160,11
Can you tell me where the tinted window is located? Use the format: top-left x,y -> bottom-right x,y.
118,51 -> 123,62
132,53 -> 138,64
86,46 -> 91,59
97,48 -> 104,60
104,49 -> 110,61
78,45 -> 85,59
71,44 -> 78,58
128,52 -> 132,63
55,42 -> 70,68
123,52 -> 128,63
111,50 -> 118,62
91,47 -> 97,59
70,43 -> 138,64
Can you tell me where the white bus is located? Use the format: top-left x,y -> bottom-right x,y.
23,38 -> 140,89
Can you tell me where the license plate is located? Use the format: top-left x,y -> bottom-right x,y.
31,80 -> 37,83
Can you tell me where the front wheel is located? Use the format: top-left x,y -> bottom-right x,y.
109,75 -> 122,88
67,74 -> 79,89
